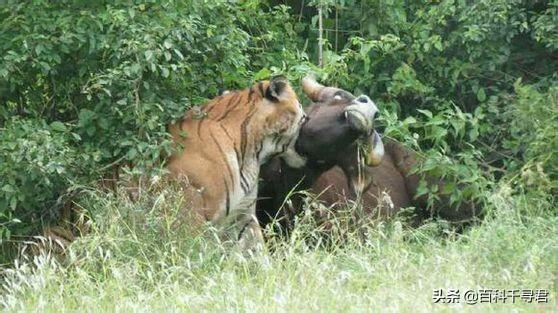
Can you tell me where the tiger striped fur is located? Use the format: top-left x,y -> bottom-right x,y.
166,76 -> 306,250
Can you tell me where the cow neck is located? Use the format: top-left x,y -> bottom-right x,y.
279,158 -> 335,193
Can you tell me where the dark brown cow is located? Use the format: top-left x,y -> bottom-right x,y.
257,81 -> 479,234
311,138 -> 480,225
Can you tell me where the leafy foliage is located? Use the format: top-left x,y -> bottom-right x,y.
504,82 -> 558,195
0,0 -> 557,245
293,0 -> 557,212
0,118 -> 91,239
0,0 -> 305,242
0,1 -> 556,308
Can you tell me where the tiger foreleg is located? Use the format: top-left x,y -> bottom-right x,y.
237,214 -> 265,253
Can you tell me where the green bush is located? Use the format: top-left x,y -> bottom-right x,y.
0,1 -> 307,241
293,0 -> 557,212
504,82 -> 558,197
0,118 -> 89,239
1,0 -> 556,244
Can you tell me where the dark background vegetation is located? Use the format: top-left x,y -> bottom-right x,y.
0,0 -> 556,255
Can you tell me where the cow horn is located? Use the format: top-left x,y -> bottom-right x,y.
301,75 -> 325,102
362,131 -> 384,167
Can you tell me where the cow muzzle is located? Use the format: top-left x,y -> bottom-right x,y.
344,95 -> 379,135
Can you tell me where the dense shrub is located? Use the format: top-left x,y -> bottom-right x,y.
0,0 -> 306,242
0,0 -> 556,245
0,118 -> 90,239
504,82 -> 558,197
287,0 -> 557,211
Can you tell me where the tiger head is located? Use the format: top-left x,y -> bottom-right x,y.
193,76 -> 307,168
240,75 -> 307,168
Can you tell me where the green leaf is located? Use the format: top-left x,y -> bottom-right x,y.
10,197 -> 17,210
403,116 -> 417,124
127,148 -> 137,160
2,185 -> 15,193
50,121 -> 67,132
469,128 -> 479,141
417,109 -> 433,118
161,67 -> 170,78
145,50 -> 154,61
164,51 -> 172,61
253,68 -> 271,81
415,180 -> 429,199
477,88 -> 486,102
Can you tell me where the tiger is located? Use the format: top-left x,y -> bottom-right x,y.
166,76 -> 307,250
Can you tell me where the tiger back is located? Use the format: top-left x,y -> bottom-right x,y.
166,76 -> 306,249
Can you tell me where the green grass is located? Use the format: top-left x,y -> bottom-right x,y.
1,184 -> 556,312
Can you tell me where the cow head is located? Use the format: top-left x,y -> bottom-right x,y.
294,76 -> 384,193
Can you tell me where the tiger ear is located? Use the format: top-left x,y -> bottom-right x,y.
265,75 -> 289,102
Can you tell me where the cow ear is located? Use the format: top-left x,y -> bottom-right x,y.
265,75 -> 289,102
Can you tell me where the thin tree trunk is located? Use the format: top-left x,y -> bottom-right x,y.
335,4 -> 339,53
318,4 -> 323,68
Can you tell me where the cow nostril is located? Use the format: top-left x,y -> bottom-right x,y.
357,96 -> 369,103
372,111 -> 379,120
